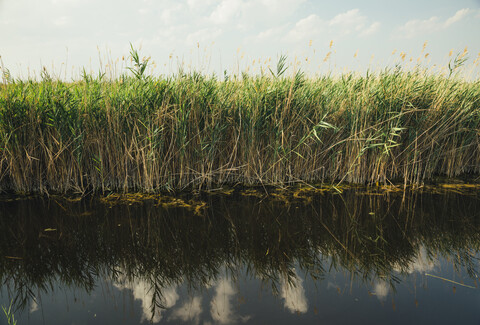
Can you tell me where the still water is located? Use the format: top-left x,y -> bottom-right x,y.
1,188 -> 480,324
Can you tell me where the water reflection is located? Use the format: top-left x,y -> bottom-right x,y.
29,297 -> 39,314
280,268 -> 308,314
210,277 -> 248,324
0,190 -> 479,323
169,296 -> 202,324
372,279 -> 389,301
393,246 -> 437,274
114,275 -> 179,323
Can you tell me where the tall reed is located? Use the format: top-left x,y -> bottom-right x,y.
0,60 -> 479,193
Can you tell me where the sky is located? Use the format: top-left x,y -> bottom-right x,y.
1,0 -> 480,80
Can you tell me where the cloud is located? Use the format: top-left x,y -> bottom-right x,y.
396,16 -> 440,39
254,26 -> 285,41
360,22 -> 381,37
186,27 -> 222,44
210,277 -> 236,324
445,8 -> 470,27
372,280 -> 389,302
285,14 -> 324,41
260,0 -> 305,10
396,8 -> 472,38
285,9 -> 380,42
53,16 -> 70,26
210,0 -> 242,25
170,296 -> 203,325
329,9 -> 364,28
29,297 -> 39,313
159,3 -> 185,25
210,277 -> 251,324
393,246 -> 437,274
114,277 -> 179,323
328,9 -> 380,36
50,0 -> 81,4
280,268 -> 308,314
209,0 -> 306,30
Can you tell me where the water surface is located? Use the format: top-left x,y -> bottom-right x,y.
1,189 -> 480,324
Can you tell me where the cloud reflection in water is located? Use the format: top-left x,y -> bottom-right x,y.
280,268 -> 308,314
114,277 -> 178,323
170,296 -> 203,324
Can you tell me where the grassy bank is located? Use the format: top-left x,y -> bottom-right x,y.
0,60 -> 479,193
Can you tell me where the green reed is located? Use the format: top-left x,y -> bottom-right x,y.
1,300 -> 16,325
0,60 -> 479,193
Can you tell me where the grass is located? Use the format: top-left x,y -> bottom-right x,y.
0,48 -> 479,194
1,300 -> 16,325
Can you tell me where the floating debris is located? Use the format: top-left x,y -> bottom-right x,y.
425,273 -> 476,289
99,193 -> 207,216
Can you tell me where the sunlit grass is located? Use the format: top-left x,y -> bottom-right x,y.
0,46 -> 479,193
1,300 -> 16,325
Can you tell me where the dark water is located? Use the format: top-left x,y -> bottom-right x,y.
1,189 -> 480,324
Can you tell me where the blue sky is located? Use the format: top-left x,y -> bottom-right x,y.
1,0 -> 479,79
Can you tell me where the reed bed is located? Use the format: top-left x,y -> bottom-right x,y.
0,59 -> 479,193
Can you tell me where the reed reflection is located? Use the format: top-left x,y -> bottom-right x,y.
0,189 -> 479,321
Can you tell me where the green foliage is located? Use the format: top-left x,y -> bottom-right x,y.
448,53 -> 468,77
2,301 -> 17,325
127,43 -> 150,80
0,64 -> 478,193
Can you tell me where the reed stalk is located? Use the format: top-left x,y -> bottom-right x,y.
0,61 -> 479,193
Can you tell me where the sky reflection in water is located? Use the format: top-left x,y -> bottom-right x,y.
1,189 -> 479,324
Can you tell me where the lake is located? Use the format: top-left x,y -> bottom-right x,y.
1,187 -> 480,324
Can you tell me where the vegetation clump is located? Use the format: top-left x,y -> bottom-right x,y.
0,53 -> 479,194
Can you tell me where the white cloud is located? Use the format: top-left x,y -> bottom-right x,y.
170,296 -> 203,325
140,24 -> 189,50
210,0 -> 242,25
328,9 -> 380,36
445,8 -> 470,27
255,27 -> 284,41
209,0 -> 306,30
372,280 -> 389,302
260,0 -> 304,10
114,277 -> 179,323
160,3 -> 185,25
209,277 -> 251,324
53,16 -> 70,26
280,268 -> 308,314
186,27 -> 222,44
393,246 -> 437,274
187,0 -> 215,9
360,22 -> 381,37
397,16 -> 439,39
285,9 -> 380,42
210,277 -> 236,324
396,8 -> 472,39
329,9 -> 363,28
29,297 -> 39,313
258,0 -> 306,18
50,0 -> 81,4
285,14 -> 323,41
